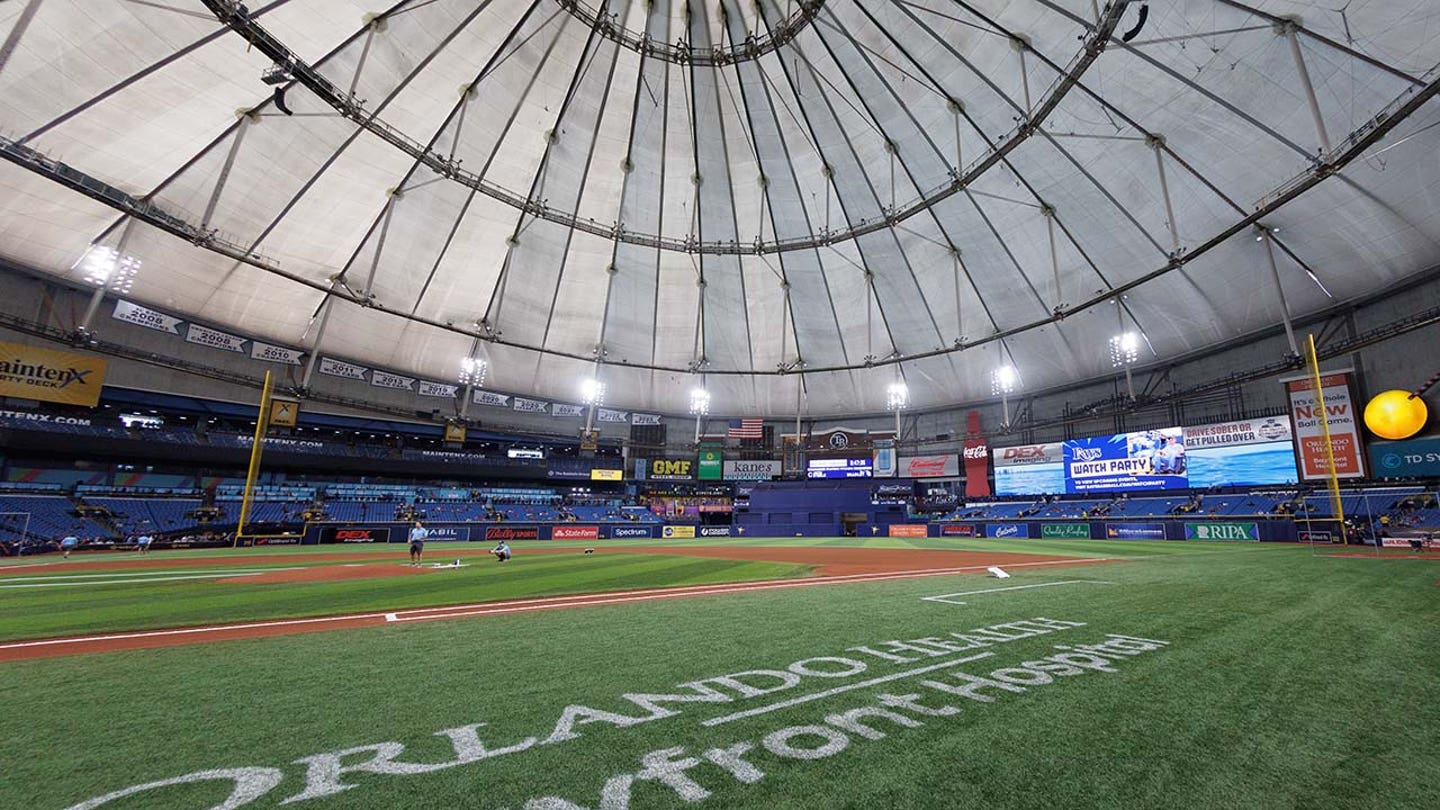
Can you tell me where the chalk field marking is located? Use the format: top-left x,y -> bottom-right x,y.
0,558 -> 1112,653
920,580 -> 1115,605
0,568 -> 303,584
702,651 -> 995,727
0,570 -> 306,589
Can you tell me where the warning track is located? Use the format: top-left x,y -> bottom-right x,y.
0,556 -> 1108,661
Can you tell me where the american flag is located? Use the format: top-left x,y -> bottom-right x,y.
727,418 -> 764,439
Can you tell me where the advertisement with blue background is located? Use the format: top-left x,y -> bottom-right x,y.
1185,417 -> 1298,488
1369,436 -> 1440,478
1105,522 -> 1167,539
985,523 -> 1030,539
1064,429 -> 1188,493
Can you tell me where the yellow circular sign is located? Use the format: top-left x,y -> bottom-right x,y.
1363,390 -> 1428,440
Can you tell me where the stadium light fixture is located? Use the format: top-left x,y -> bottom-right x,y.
886,381 -> 909,411
689,387 -> 711,416
458,356 -> 487,387
81,246 -> 142,293
580,377 -> 606,406
1110,331 -> 1141,368
991,365 -> 1018,396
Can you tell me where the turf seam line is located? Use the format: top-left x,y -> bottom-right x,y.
701,651 -> 996,726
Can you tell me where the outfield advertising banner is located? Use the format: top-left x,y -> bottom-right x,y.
424,526 -> 471,542
1184,522 -> 1259,541
698,526 -> 732,537
0,340 -> 108,407
985,523 -> 1030,539
662,525 -> 696,539
319,527 -> 391,543
939,524 -> 976,537
1368,436 -> 1440,478
992,442 -> 1065,495
484,526 -> 539,542
1105,523 -> 1166,540
1041,523 -> 1091,539
1284,370 -> 1367,480
1063,429 -> 1188,494
552,526 -> 600,541
610,526 -> 656,539
888,524 -> 929,538
1183,417 -> 1298,488
898,454 -> 959,479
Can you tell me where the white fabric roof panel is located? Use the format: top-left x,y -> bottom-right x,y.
0,0 -> 1437,416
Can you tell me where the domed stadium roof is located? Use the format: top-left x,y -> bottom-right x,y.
1,0 -> 1438,416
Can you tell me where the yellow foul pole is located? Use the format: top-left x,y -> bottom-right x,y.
1305,334 -> 1346,543
235,370 -> 274,546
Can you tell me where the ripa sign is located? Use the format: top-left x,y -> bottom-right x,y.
1183,522 -> 1259,542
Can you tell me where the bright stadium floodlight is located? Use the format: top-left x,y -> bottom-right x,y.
580,377 -> 606,406
886,381 -> 909,411
689,387 -> 711,416
81,246 -> 141,294
1110,331 -> 1140,368
458,356 -> 487,387
991,364 -> 1018,396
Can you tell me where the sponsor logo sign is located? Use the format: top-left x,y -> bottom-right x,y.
371,371 -> 414,391
552,526 -> 600,541
993,442 -> 1065,466
888,524 -> 929,538
985,523 -> 1029,539
473,390 -> 510,407
419,381 -> 458,398
484,526 -> 539,542
112,300 -> 181,334
872,439 -> 897,478
0,340 -> 108,407
1040,523 -> 1091,539
1182,418 -> 1291,448
1105,522 -> 1166,540
940,524 -> 976,537
963,439 -> 991,498
1298,530 -> 1333,543
1368,436 -> 1440,478
551,403 -> 584,418
610,526 -> 654,539
513,397 -> 549,414
649,458 -> 695,480
598,408 -> 629,423
1184,522 -> 1259,541
268,398 -> 299,428
320,527 -> 390,543
723,460 -> 781,480
661,525 -> 696,539
185,323 -> 247,353
0,409 -> 93,426
319,357 -> 368,380
590,468 -> 623,481
1284,370 -> 1367,480
251,341 -> 302,365
698,526 -> 732,537
899,454 -> 959,478
631,413 -> 662,425
424,526 -> 471,542
697,449 -> 722,481
443,422 -> 466,443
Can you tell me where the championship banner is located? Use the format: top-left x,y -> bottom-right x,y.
1283,370 -> 1367,480
873,439 -> 897,478
898,454 -> 959,478
112,300 -> 181,334
631,413 -> 662,425
185,323 -> 247,353
443,422 -> 466,443
419,381 -> 458,398
513,396 -> 549,414
319,357 -> 368,380
371,371 -> 414,391
551,403 -> 584,418
598,408 -> 629,423
269,398 -> 300,428
0,340 -> 108,407
250,341 -> 303,365
473,390 -> 510,407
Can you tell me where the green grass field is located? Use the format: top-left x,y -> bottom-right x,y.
3,538 -> 1438,809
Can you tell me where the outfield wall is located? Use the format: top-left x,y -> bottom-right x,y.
299,523 -> 716,543
925,518 -> 1306,542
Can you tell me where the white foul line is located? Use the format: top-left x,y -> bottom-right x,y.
701,651 -> 995,727
0,568 -> 302,584
920,579 -> 1114,605
0,571 -> 303,588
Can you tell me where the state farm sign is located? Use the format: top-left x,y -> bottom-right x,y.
552,526 -> 600,541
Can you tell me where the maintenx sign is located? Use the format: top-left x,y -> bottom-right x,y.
0,340 -> 108,407
649,458 -> 695,480
1184,522 -> 1259,542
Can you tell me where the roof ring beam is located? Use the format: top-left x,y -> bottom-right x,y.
554,0 -> 825,66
